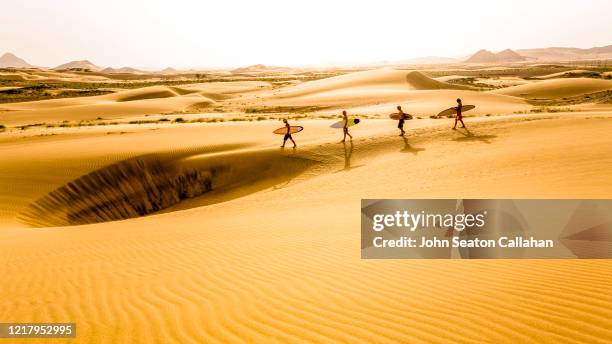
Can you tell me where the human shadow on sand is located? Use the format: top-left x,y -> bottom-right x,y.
336,141 -> 364,172
400,137 -> 425,155
452,128 -> 497,144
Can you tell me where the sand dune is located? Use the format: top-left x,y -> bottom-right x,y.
0,69 -> 111,82
0,66 -> 611,343
434,75 -> 471,82
20,147 -> 317,227
110,86 -> 182,102
273,68 -> 469,99
248,69 -> 529,116
0,82 -> 273,126
181,81 -> 271,94
0,95 -> 216,125
434,75 -> 531,88
262,88 -> 529,117
493,78 -> 612,99
352,89 -> 530,116
535,70 -> 601,80
1,114 -> 611,342
478,76 -> 531,88
0,121 -> 354,225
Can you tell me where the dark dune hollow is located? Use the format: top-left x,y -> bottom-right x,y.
19,149 -> 318,227
19,157 -> 220,227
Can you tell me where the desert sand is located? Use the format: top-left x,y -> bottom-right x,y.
0,81 -> 270,126
1,66 -> 612,343
493,78 -> 612,99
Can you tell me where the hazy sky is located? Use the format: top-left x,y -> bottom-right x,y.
2,0 -> 611,69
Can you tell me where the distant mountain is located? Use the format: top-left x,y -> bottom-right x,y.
232,64 -> 293,74
232,64 -> 266,73
465,49 -> 527,63
117,67 -> 143,73
0,52 -> 33,68
100,66 -> 144,74
584,45 -> 612,54
517,45 -> 612,61
54,60 -> 101,71
496,49 -> 526,61
465,50 -> 498,63
160,67 -> 178,74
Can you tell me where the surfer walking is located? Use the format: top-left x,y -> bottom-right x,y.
341,110 -> 353,142
453,98 -> 466,130
396,105 -> 407,136
281,118 -> 297,148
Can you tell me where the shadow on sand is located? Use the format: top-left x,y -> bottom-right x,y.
400,137 -> 425,155
452,128 -> 497,144
19,146 -> 318,227
336,141 -> 364,172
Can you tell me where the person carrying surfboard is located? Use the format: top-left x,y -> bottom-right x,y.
396,105 -> 407,136
453,98 -> 466,130
341,110 -> 353,142
280,119 -> 297,148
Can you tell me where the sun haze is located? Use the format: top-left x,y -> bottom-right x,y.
2,0 -> 611,68
1,0 -> 612,342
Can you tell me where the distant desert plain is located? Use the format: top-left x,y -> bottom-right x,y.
1,50 -> 611,342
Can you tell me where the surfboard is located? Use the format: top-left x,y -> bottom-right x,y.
273,126 -> 303,135
436,105 -> 475,118
389,113 -> 414,120
330,118 -> 360,128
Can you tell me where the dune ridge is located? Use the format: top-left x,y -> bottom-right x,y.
535,70 -> 602,80
112,86 -> 181,102
252,68 -> 527,116
493,78 -> 612,99
273,69 -> 468,99
0,81 -> 273,126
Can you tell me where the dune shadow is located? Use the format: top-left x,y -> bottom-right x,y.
19,146 -> 319,227
452,128 -> 497,144
400,137 -> 425,155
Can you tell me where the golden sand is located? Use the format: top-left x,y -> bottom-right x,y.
1,68 -> 611,343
